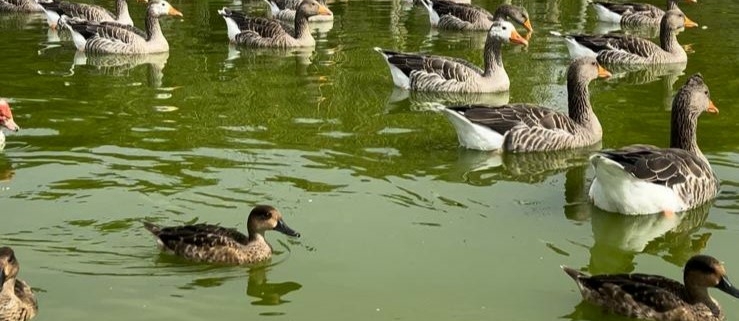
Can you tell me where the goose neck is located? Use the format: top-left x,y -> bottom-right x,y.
670,96 -> 701,156
482,37 -> 504,77
659,20 -> 682,54
293,10 -> 311,39
567,75 -> 594,124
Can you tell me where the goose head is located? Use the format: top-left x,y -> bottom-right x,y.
663,9 -> 698,31
247,205 -> 301,237
493,5 -> 532,33
674,73 -> 718,116
0,247 -> 20,286
684,255 -> 739,299
297,0 -> 332,18
148,0 -> 183,18
488,20 -> 528,46
0,100 -> 19,133
568,57 -> 611,83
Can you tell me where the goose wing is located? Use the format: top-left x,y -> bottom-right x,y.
43,0 -> 115,21
152,223 -> 250,249
580,273 -> 687,312
431,0 -> 490,21
67,19 -> 146,43
448,104 -> 575,134
570,34 -> 659,58
382,50 -> 484,82
591,2 -> 659,16
236,16 -> 290,39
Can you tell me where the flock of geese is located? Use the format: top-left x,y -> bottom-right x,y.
0,0 -> 736,320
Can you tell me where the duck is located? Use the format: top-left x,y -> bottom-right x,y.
440,57 -> 611,152
562,254 -> 739,321
374,20 -> 528,93
0,0 -> 43,12
552,9 -> 697,65
0,100 -> 19,152
60,0 -> 182,54
218,0 -> 331,48
263,0 -> 333,22
143,205 -> 301,265
588,74 -> 719,216
0,247 -> 37,321
39,0 -> 142,30
591,0 -> 696,26
418,0 -> 533,32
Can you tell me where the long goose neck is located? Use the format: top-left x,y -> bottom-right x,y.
145,9 -> 163,42
670,95 -> 701,156
659,19 -> 681,54
482,37 -> 503,77
567,74 -> 593,124
293,10 -> 311,39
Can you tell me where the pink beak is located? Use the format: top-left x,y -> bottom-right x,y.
2,118 -> 19,132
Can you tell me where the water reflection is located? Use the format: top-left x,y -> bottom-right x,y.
605,62 -> 686,110
222,46 -> 314,74
0,158 -> 13,184
385,88 -> 510,112
0,12 -> 42,30
71,52 -> 170,88
246,265 -> 302,306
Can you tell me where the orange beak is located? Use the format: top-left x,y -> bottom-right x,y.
597,64 -> 611,78
509,29 -> 528,46
168,7 -> 183,17
707,100 -> 719,114
317,4 -> 332,16
683,16 -> 698,28
523,19 -> 533,33
685,0 -> 697,3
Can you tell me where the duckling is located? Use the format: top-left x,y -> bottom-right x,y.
562,255 -> 739,321
0,247 -> 37,321
143,205 -> 301,265
0,100 -> 20,152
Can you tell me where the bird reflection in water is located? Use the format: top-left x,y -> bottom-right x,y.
70,51 -> 171,88
246,265 -> 302,306
385,88 -> 510,113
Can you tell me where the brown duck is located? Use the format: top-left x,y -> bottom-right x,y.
0,247 -> 37,321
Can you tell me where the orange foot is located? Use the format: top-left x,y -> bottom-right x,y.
662,209 -> 676,219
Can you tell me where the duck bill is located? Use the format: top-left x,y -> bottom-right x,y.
168,7 -> 183,17
317,4 -> 332,16
509,30 -> 528,46
2,118 -> 19,132
717,276 -> 739,298
683,16 -> 698,28
707,100 -> 719,114
523,19 -> 533,33
275,220 -> 300,238
597,65 -> 612,78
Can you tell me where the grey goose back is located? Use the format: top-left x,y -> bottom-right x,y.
419,0 -> 532,32
591,0 -> 697,26
144,205 -> 300,264
374,20 -> 528,93
588,74 -> 719,216
60,0 -> 183,54
0,100 -> 19,152
562,255 -> 739,321
553,9 -> 698,65
218,0 -> 331,48
0,247 -> 37,321
441,57 -> 611,152
263,0 -> 333,22
39,0 -> 142,30
0,0 -> 42,12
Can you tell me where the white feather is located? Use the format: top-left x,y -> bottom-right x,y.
263,0 -> 280,16
591,3 -> 623,23
42,9 -> 60,28
441,108 -> 504,151
419,0 -> 439,27
374,47 -> 411,89
563,37 -> 598,59
219,10 -> 241,42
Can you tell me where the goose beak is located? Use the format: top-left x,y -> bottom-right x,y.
597,65 -> 612,78
1,118 -> 19,132
509,29 -> 528,46
523,19 -> 533,33
707,100 -> 719,114
717,275 -> 739,298
317,4 -> 332,16
683,16 -> 698,28
274,219 -> 300,238
168,7 -> 183,17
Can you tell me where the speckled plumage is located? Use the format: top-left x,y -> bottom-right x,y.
39,0 -> 136,29
144,205 -> 300,265
0,0 -> 42,13
563,255 -> 739,321
419,0 -> 532,32
264,0 -> 333,22
590,0 -> 694,26
0,248 -> 37,321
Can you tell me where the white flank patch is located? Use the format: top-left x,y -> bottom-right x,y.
591,4 -> 623,23
42,9 -> 60,28
263,0 -> 280,16
221,15 -> 241,42
419,0 -> 439,26
65,25 -> 88,51
374,47 -> 411,89
588,154 -> 685,215
441,108 -> 503,151
563,37 -> 598,59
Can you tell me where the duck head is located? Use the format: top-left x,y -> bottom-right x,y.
0,100 -> 19,133
488,20 -> 528,47
248,205 -> 300,237
0,247 -> 20,286
568,57 -> 611,84
149,0 -> 183,18
684,255 -> 739,298
493,5 -> 533,33
298,0 -> 332,18
663,9 -> 698,30
676,73 -> 718,116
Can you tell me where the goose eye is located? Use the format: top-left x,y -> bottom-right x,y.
502,26 -> 507,30
704,90 -> 709,95
591,62 -> 596,66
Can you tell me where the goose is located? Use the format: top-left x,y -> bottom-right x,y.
60,0 -> 182,54
143,205 -> 300,264
0,100 -> 19,152
39,0 -> 142,30
591,0 -> 696,26
588,74 -> 719,216
218,0 -> 331,48
0,0 -> 42,12
374,20 -> 528,93
263,0 -> 333,22
0,247 -> 37,321
440,57 -> 611,152
562,255 -> 739,321
553,9 -> 697,65
419,0 -> 532,32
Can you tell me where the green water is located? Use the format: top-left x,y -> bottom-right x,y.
1,0 -> 739,320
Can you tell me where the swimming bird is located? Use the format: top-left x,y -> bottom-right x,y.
440,57 -> 610,152
0,0 -> 43,12
0,247 -> 37,321
60,0 -> 182,54
562,254 -> 739,321
588,74 -> 719,216
143,205 -> 301,264
552,9 -> 697,65
263,0 -> 333,22
591,0 -> 696,26
374,20 -> 528,93
39,0 -> 143,29
0,100 -> 19,152
419,0 -> 533,32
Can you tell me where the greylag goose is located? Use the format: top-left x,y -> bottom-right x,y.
553,9 -> 697,65
0,247 -> 37,321
0,0 -> 42,12
218,0 -> 331,48
0,100 -> 19,151
39,0 -> 141,29
263,0 -> 333,22
591,0 -> 696,26
419,0 -> 532,32
562,255 -> 739,321
588,74 -> 719,216
441,57 -> 611,152
374,20 -> 528,93
143,205 -> 301,264
60,0 -> 182,54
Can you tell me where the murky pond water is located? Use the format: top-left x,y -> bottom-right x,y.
1,0 -> 739,320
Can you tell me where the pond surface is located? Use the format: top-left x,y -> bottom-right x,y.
1,0 -> 739,320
